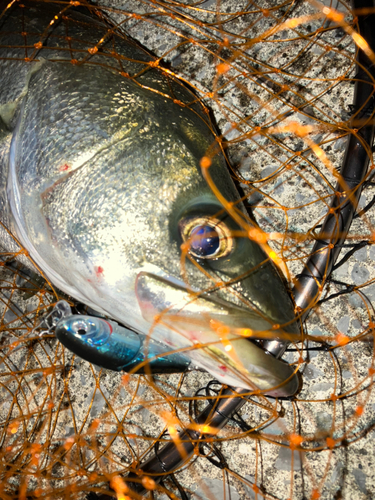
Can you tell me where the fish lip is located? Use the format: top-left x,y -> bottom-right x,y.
134,271 -> 299,341
134,271 -> 299,397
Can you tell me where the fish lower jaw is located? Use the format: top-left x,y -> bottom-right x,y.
183,342 -> 298,397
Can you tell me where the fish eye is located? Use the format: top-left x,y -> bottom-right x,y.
179,217 -> 234,259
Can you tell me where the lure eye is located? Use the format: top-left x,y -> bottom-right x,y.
179,217 -> 234,259
73,320 -> 89,336
67,316 -> 112,345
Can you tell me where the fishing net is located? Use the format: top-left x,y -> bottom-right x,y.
1,0 -> 375,498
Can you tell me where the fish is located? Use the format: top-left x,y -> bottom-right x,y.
0,0 -> 300,396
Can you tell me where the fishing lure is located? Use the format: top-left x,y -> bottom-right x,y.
53,301 -> 192,373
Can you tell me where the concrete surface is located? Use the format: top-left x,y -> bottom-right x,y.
1,0 -> 375,499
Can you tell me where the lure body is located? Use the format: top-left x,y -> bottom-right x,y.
54,302 -> 191,373
0,1 -> 299,395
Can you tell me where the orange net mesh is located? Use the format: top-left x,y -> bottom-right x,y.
1,1 -> 375,499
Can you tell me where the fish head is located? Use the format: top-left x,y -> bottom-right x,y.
8,60 -> 299,396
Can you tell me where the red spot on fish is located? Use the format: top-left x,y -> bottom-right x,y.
95,266 -> 104,278
59,164 -> 70,172
219,365 -> 228,372
190,337 -> 200,345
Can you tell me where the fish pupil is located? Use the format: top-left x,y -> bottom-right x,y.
77,328 -> 87,335
190,225 -> 220,257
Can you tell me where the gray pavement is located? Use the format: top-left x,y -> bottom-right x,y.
1,1 -> 375,499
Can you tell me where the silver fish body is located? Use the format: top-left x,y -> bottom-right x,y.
0,1 -> 300,396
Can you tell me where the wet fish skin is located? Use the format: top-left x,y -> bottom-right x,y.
0,1 -> 299,395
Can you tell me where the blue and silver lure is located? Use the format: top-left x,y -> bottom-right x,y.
53,302 -> 191,373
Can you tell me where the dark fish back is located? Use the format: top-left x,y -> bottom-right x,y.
0,1 -> 209,128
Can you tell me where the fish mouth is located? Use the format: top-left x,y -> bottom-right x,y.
135,272 -> 300,397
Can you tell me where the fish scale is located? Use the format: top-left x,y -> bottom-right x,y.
0,0 -> 300,396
